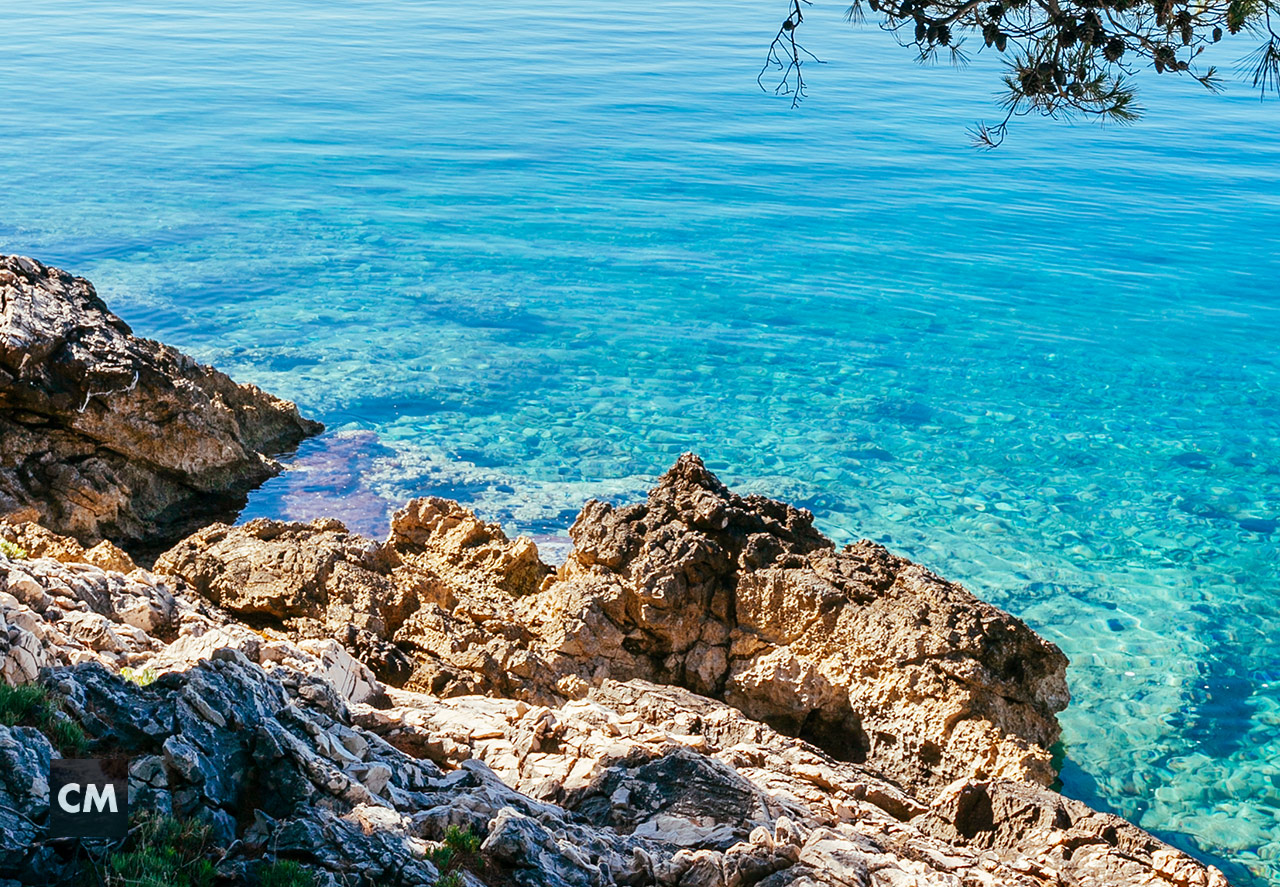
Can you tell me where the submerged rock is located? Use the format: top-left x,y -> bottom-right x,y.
0,255 -> 321,551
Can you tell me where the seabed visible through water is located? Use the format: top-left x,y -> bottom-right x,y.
3,1 -> 1279,882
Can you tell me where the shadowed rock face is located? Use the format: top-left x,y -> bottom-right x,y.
157,453 -> 1069,795
0,255 -> 321,551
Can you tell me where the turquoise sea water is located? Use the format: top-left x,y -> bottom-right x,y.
3,1 -> 1278,880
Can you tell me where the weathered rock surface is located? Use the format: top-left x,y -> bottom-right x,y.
546,456 -> 1070,791
155,501 -> 556,700
0,255 -> 321,550
0,724 -> 53,859
158,455 -> 1067,794
0,519 -> 136,572
362,680 -> 1229,887
0,536 -> 1231,886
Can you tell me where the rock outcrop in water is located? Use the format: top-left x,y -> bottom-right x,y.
549,457 -> 1069,792
0,260 -> 1232,886
1,523 -> 1229,887
158,455 -> 1068,794
0,254 -> 321,550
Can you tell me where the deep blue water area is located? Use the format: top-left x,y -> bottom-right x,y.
3,2 -> 1278,881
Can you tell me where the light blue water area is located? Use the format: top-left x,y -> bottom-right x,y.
3,0 -> 1279,880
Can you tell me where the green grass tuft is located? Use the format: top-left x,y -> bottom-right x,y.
257,859 -> 315,887
102,813 -> 218,887
0,682 -> 48,725
72,813 -> 318,887
48,717 -> 89,756
429,845 -> 455,870
105,847 -> 216,887
430,824 -> 482,885
443,824 -> 482,855
0,681 -> 88,756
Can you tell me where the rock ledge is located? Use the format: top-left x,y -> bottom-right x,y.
0,254 -> 322,550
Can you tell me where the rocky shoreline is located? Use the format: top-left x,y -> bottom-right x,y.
0,255 -> 321,554
0,256 -> 1231,886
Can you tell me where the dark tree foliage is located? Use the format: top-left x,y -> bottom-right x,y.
761,0 -> 1280,144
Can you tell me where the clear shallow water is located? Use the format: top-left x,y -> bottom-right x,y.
3,1 -> 1279,880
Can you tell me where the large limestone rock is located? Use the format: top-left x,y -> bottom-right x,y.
0,530 -> 385,708
545,455 -> 1070,791
157,455 -> 1067,795
0,520 -> 136,572
155,504 -> 552,699
917,777 -> 1231,887
0,255 -> 321,550
0,548 -> 179,683
386,496 -> 552,599
154,517 -> 401,634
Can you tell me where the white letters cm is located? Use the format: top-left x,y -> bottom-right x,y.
57,782 -> 118,814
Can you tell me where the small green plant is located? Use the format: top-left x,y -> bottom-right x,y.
120,666 -> 159,687
105,846 -> 216,887
429,844 -> 455,871
0,539 -> 28,559
102,813 -> 217,887
0,681 -> 88,756
430,825 -> 482,885
444,824 -> 482,855
48,717 -> 89,756
258,858 -> 315,887
0,682 -> 47,725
